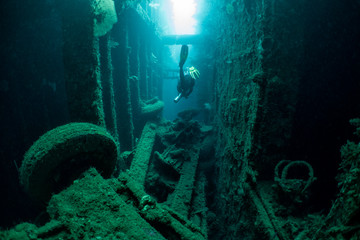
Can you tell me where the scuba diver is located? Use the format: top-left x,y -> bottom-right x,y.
174,45 -> 200,103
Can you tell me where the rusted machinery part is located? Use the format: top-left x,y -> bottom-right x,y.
274,160 -> 315,193
274,160 -> 291,182
117,172 -> 207,239
141,98 -> 164,116
19,122 -> 118,203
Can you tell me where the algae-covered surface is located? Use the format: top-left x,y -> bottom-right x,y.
1,168 -> 205,239
1,120 -> 210,240
19,122 -> 118,203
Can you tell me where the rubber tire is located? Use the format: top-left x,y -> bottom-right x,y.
19,122 -> 118,203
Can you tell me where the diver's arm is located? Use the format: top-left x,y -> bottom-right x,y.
189,87 -> 193,95
185,87 -> 193,98
185,78 -> 195,97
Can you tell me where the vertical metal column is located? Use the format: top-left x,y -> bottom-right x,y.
58,0 -> 105,126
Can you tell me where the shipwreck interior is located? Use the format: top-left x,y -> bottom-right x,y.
1,0 -> 360,239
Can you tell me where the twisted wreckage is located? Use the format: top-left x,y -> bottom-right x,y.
4,119 -> 360,239
9,120 -> 213,239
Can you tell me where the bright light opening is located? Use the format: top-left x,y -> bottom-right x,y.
171,0 -> 197,35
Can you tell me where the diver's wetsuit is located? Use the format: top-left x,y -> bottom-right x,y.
174,45 -> 196,103
175,66 -> 195,101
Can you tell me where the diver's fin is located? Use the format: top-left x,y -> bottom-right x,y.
179,45 -> 188,67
